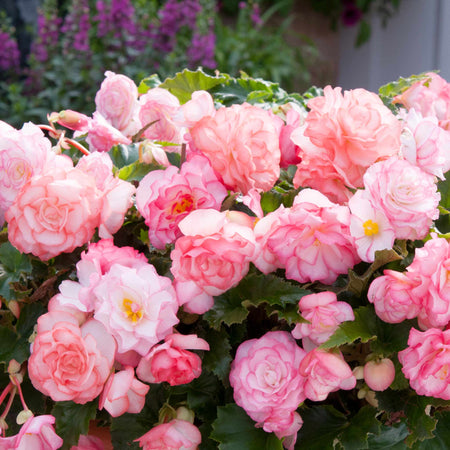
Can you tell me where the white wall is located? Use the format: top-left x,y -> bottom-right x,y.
338,0 -> 450,92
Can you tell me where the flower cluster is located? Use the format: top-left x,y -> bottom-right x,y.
1,69 -> 450,448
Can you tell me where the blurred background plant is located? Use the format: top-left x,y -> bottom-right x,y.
0,0 -> 317,127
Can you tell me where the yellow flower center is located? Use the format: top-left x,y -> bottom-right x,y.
170,194 -> 194,216
363,219 -> 379,236
122,298 -> 143,323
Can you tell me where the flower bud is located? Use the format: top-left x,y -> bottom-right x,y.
364,358 -> 395,391
54,110 -> 90,132
16,409 -> 34,425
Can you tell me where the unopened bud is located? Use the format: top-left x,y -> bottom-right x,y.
176,406 -> 195,423
8,300 -> 20,319
56,110 -> 90,132
8,359 -> 21,375
364,358 -> 395,392
16,410 -> 33,425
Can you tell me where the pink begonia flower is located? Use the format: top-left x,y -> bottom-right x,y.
367,269 -> 422,324
95,71 -> 141,136
135,419 -> 201,450
394,72 -> 450,127
51,109 -> 91,132
190,102 -> 281,194
229,331 -> 306,447
136,154 -> 227,249
0,415 -> 63,449
139,88 -> 183,147
171,209 -> 258,314
299,348 -> 356,402
398,327 -> 450,399
364,358 -> 395,392
277,102 -> 304,168
241,188 -> 264,219
291,85 -> 401,190
176,90 -> 215,128
400,108 -> 450,180
99,366 -> 149,417
28,311 -> 116,404
406,236 -> 450,329
139,141 -> 170,167
6,166 -> 102,261
254,189 -> 359,284
292,291 -> 354,344
70,434 -> 105,450
76,152 -> 136,239
93,263 -> 179,356
137,333 -> 209,386
363,156 -> 440,240
348,189 -> 395,262
0,121 -> 72,225
86,112 -> 132,152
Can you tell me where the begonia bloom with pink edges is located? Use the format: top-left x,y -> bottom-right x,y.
299,348 -> 356,402
363,156 -> 440,240
85,112 -> 132,152
95,71 -> 141,136
6,166 -> 102,260
135,419 -> 201,450
137,333 -> 209,386
400,108 -> 450,180
292,291 -> 354,344
99,366 -> 149,417
254,189 -> 359,284
171,209 -> 257,312
292,85 -> 401,189
189,102 -> 281,194
229,331 -> 306,447
93,263 -> 179,355
399,327 -> 450,399
368,269 -> 422,324
136,154 -> 227,249
70,435 -> 105,450
348,189 -> 395,262
139,88 -> 183,147
176,90 -> 215,128
0,121 -> 72,225
28,311 -> 116,404
0,415 -> 63,449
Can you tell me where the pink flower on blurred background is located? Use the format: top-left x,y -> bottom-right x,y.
190,102 -> 281,194
137,333 -> 209,386
85,112 -> 131,152
6,166 -> 102,260
28,311 -> 116,404
136,419 -> 201,450
399,327 -> 450,399
95,71 -> 141,136
229,331 -> 306,447
136,154 -> 227,249
363,156 -> 440,240
292,291 -> 354,345
99,366 -> 149,417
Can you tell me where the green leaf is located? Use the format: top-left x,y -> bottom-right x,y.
111,414 -> 146,450
203,290 -> 249,330
0,327 -> 20,364
356,20 -> 371,47
338,406 -> 380,450
378,72 -> 432,105
210,403 -> 283,450
0,242 -> 32,300
53,401 -> 97,449
296,405 -> 348,449
159,69 -> 230,104
202,326 -> 232,382
109,143 -> 140,169
404,396 -> 437,446
415,410 -> 450,449
367,422 -> 409,449
118,161 -> 161,182
138,74 -> 161,94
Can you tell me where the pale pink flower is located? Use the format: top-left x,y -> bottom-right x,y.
176,90 -> 215,128
0,415 -> 63,449
137,333 -> 209,386
292,291 -> 354,344
348,189 -> 395,262
171,210 -> 257,312
254,189 -> 359,284
136,419 -> 201,450
241,188 -> 264,219
93,263 -> 179,355
70,435 -> 105,450
398,327 -> 450,399
99,366 -> 149,417
400,108 -> 450,179
6,166 -> 102,260
292,85 -> 401,189
190,102 -> 281,194
95,71 -> 141,136
299,348 -> 356,402
139,88 -> 183,147
363,156 -> 440,240
51,109 -> 91,132
229,331 -> 306,442
86,112 -> 132,152
0,122 -> 71,225
364,358 -> 395,392
277,103 -> 304,168
28,311 -> 116,404
136,154 -> 227,249
367,269 -> 422,323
